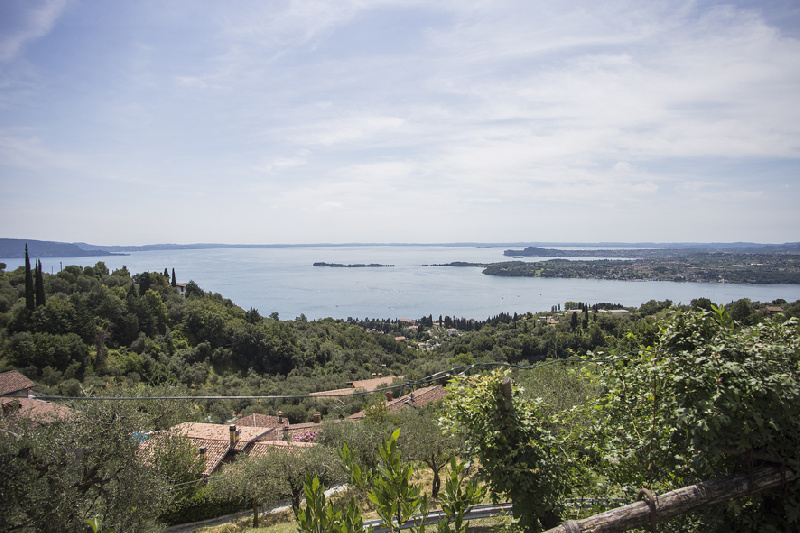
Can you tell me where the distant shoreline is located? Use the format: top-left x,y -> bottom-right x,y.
2,238 -> 798,259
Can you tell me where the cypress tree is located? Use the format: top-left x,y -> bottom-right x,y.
24,245 -> 35,311
171,268 -> 177,287
35,259 -> 46,307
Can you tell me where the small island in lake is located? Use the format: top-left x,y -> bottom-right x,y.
313,262 -> 394,268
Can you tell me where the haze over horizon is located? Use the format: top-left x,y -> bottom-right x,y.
1,1 -> 799,246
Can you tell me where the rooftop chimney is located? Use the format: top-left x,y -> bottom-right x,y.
386,391 -> 393,402
371,372 -> 377,378
229,425 -> 239,448
313,413 -> 320,423
278,411 -> 283,423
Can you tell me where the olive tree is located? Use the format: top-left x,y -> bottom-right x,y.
397,407 -> 463,498
208,443 -> 342,528
0,400 -> 183,532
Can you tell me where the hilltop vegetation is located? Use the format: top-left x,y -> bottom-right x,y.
1,259 -> 798,423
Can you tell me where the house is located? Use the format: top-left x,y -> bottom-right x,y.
175,283 -> 187,297
153,418 -> 328,476
347,385 -> 449,421
0,370 -> 36,398
235,412 -> 289,429
0,371 -> 73,426
310,374 -> 402,397
167,422 -> 273,475
1,397 -> 73,424
157,422 -> 315,475
234,411 -> 324,441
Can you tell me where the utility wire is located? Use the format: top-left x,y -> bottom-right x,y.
5,357 -> 625,402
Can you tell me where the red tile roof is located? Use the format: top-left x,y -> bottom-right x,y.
243,440 -> 315,458
172,422 -> 270,445
192,439 -> 231,476
256,421 -> 321,441
167,422 -> 280,475
348,385 -> 448,420
234,412 -> 288,428
311,376 -> 402,397
1,397 -> 73,424
0,370 -> 36,397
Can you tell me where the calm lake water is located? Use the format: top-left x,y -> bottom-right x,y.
4,245 -> 800,321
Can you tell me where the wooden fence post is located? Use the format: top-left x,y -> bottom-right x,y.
544,466 -> 797,533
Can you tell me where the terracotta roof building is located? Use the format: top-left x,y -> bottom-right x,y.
235,412 -> 288,428
1,397 -> 73,424
158,421 -> 319,476
310,375 -> 402,397
243,440 -> 315,458
348,385 -> 449,420
0,370 -> 36,397
167,422 -> 274,475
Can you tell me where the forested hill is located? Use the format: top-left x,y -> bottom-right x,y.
0,239 -> 123,258
503,242 -> 800,257
1,258 -> 798,425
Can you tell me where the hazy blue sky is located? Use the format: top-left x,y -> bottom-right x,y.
1,0 -> 798,245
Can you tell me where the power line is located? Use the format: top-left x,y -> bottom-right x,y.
5,358 -> 623,402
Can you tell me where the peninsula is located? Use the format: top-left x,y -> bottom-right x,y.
483,245 -> 800,284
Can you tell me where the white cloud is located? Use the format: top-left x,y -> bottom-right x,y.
0,0 -> 68,62
1,0 -> 798,244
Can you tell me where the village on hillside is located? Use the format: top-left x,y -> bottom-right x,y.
1,369 -> 447,479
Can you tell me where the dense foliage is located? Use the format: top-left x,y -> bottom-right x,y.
591,307 -> 800,531
1,392 -> 200,532
442,308 -> 800,532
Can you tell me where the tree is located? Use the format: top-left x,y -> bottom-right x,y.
25,244 -> 35,311
317,419 -> 394,472
691,297 -> 714,312
135,272 -> 153,296
35,259 -> 46,307
209,444 -> 341,527
346,429 -> 429,533
0,398 -> 186,532
442,371 -> 575,532
184,280 -> 204,298
729,298 -> 754,325
171,268 -> 177,287
398,408 -> 462,498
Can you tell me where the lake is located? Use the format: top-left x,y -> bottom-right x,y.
4,245 -> 800,320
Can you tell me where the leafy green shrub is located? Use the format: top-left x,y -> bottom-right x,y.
160,487 -> 246,526
442,370 -> 577,532
591,307 -> 800,531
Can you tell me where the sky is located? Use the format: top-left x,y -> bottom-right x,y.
0,0 -> 799,246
